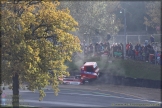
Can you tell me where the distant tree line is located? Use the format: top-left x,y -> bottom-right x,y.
58,1 -> 161,42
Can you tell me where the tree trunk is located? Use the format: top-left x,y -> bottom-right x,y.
12,73 -> 19,108
0,89 -> 2,107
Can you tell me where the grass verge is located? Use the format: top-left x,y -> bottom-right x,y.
67,56 -> 161,80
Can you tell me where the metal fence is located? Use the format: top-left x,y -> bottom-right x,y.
111,34 -> 161,45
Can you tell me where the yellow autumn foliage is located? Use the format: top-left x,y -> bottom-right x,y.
1,0 -> 81,101
144,1 -> 161,28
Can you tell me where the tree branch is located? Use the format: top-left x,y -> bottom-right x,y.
31,23 -> 47,36
35,34 -> 57,40
28,1 -> 41,5
17,7 -> 25,17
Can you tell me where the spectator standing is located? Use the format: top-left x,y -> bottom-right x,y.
90,43 -> 93,54
107,42 -> 110,51
138,44 -> 142,60
135,43 -> 139,51
131,49 -> 135,60
103,42 -> 106,51
145,46 -> 149,62
100,43 -> 104,52
158,51 -> 162,65
95,42 -> 98,53
117,43 -> 122,52
128,43 -> 133,58
84,45 -> 88,55
113,43 -> 117,55
138,44 -> 142,52
98,42 -> 102,52
111,44 -> 115,57
145,40 -> 149,46
149,47 -> 155,63
142,46 -> 145,61
149,47 -> 155,54
126,42 -> 130,56
147,44 -> 152,50
120,43 -> 124,59
135,49 -> 138,60
150,35 -> 155,44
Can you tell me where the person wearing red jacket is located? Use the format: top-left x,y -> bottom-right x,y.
135,49 -> 139,60
126,42 -> 130,57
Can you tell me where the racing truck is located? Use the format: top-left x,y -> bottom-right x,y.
60,62 -> 100,85
62,75 -> 84,85
80,62 -> 100,83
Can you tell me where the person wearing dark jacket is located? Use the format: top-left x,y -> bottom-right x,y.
132,49 -> 135,60
150,35 -> 155,44
120,43 -> 124,59
95,42 -> 98,53
135,43 -> 139,51
89,43 -> 93,54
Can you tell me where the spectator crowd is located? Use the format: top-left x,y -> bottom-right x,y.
80,35 -> 162,65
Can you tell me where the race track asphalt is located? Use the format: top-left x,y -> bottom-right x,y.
1,85 -> 162,107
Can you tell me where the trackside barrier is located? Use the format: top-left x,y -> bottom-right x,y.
69,72 -> 161,89
103,74 -> 161,89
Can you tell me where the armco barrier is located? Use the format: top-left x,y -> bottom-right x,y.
97,73 -> 161,89
110,74 -> 161,89
69,72 -> 161,89
110,76 -> 161,88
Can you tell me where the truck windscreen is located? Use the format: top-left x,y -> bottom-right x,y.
85,66 -> 93,72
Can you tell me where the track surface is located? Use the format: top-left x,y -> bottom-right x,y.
1,85 -> 161,107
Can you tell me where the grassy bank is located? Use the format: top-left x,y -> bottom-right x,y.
66,56 -> 161,80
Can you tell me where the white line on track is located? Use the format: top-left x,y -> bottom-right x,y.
0,104 -> 35,107
3,90 -> 162,104
45,92 -> 162,104
19,99 -> 103,107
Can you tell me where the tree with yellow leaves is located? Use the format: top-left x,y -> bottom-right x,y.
144,1 -> 161,32
1,0 -> 81,107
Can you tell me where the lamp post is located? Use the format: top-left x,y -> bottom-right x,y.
111,14 -> 115,44
120,9 -> 127,59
